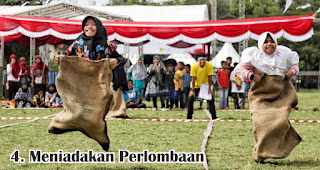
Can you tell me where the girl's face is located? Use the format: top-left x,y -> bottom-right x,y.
153,57 -> 159,64
38,91 -> 43,96
49,86 -> 54,91
84,18 -> 97,38
20,60 -> 26,65
35,58 -> 41,64
11,58 -> 16,64
137,58 -> 142,65
263,36 -> 276,55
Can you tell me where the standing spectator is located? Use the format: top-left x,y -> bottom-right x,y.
187,53 -> 217,119
182,64 -> 191,107
31,55 -> 49,94
226,56 -> 233,108
226,57 -> 234,72
124,80 -> 146,108
6,54 -> 21,100
19,57 -> 31,86
145,55 -> 167,109
31,89 -> 46,108
127,57 -> 148,99
165,65 -> 175,109
217,61 -> 230,110
14,82 -> 32,108
45,84 -> 58,108
174,62 -> 185,108
230,63 -> 245,109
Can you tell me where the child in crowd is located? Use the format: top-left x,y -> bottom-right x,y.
14,82 -> 32,108
165,65 -> 175,109
19,57 -> 31,86
230,63 -> 245,109
31,89 -> 46,108
124,80 -> 146,108
45,84 -> 58,108
182,64 -> 191,107
217,61 -> 230,110
174,62 -> 185,109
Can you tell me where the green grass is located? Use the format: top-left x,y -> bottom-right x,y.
0,91 -> 319,169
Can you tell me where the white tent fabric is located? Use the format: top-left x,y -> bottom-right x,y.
88,5 -> 209,21
123,53 -> 140,64
0,3 -> 208,22
210,43 -> 240,68
166,53 -> 197,66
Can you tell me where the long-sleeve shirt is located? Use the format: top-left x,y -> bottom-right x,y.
235,62 -> 299,81
20,65 -> 31,79
45,92 -> 57,103
7,64 -> 22,82
14,87 -> 32,102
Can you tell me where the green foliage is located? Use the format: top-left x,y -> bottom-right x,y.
3,0 -> 41,5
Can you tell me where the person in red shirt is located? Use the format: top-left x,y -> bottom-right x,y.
217,61 -> 230,110
19,57 -> 31,86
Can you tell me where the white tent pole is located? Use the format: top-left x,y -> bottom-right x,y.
0,36 -> 4,99
30,38 -> 36,68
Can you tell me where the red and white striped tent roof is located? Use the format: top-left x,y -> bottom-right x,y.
0,14 -> 316,47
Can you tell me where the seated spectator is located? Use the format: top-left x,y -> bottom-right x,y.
45,84 -> 58,108
124,80 -> 146,108
230,63 -> 245,109
31,89 -> 46,108
14,82 -> 32,108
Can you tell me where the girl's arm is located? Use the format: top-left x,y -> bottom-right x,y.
288,64 -> 299,76
50,92 -> 57,103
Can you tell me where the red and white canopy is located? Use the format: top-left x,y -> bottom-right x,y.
0,14 -> 316,46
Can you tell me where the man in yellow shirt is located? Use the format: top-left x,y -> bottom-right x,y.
174,62 -> 185,108
187,53 -> 217,119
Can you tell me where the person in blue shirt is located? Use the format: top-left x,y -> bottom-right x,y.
124,80 -> 146,108
182,64 -> 191,107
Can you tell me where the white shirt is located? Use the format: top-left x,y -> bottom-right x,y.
230,71 -> 245,93
7,64 -> 21,82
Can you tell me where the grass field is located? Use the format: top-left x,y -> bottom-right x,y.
0,90 -> 319,169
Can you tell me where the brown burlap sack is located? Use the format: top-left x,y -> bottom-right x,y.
249,75 -> 302,162
105,83 -> 128,119
48,57 -> 113,151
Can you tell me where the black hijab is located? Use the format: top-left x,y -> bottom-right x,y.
75,16 -> 108,60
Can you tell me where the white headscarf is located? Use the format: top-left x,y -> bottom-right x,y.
127,57 -> 148,80
241,32 -> 299,75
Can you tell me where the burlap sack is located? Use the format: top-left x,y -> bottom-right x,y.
106,83 -> 128,119
249,75 -> 302,162
48,57 -> 113,151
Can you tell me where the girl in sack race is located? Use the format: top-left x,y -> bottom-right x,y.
235,32 -> 302,163
31,55 -> 49,94
55,16 -> 128,118
51,15 -> 128,152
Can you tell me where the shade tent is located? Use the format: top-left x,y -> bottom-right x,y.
210,43 -> 240,68
0,14 -> 316,47
165,53 -> 197,66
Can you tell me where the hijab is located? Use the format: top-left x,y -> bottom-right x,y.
73,16 -> 108,60
241,32 -> 299,75
127,57 -> 148,80
19,57 -> 29,71
47,84 -> 57,94
32,55 -> 49,71
9,54 -> 20,79
148,55 -> 166,83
